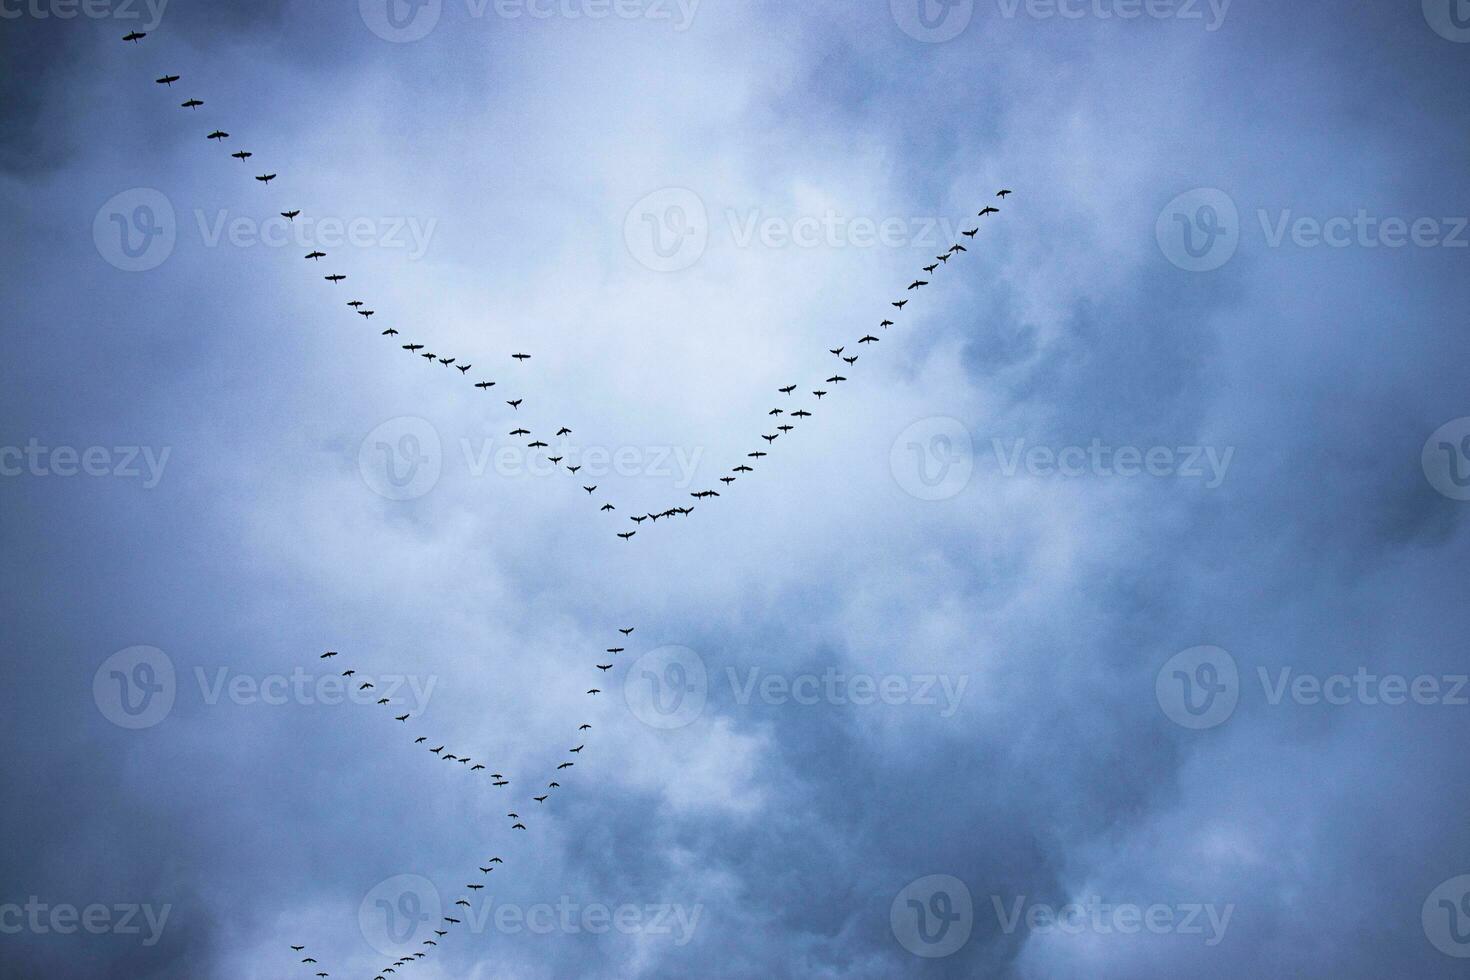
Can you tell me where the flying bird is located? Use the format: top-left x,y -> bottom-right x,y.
618,531 -> 636,540
507,399 -> 522,410
181,98 -> 203,109
122,31 -> 146,42
997,189 -> 1012,198
255,173 -> 276,183
324,274 -> 345,283
207,130 -> 229,141
962,228 -> 979,238
908,280 -> 928,290
155,74 -> 179,86
231,150 -> 252,161
979,206 -> 999,216
305,250 -> 325,260
512,353 -> 531,361
892,300 -> 907,310
859,335 -> 879,344
281,210 -> 300,221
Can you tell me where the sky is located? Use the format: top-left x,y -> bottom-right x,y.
2,1 -> 1469,977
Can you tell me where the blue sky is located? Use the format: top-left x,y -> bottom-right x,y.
2,1 -> 1470,977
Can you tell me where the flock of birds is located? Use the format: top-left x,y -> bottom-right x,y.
120,28 -> 1009,977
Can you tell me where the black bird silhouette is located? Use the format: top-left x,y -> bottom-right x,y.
383,328 -> 399,336
548,780 -> 560,787
534,795 -> 548,802
937,254 -> 950,263
549,456 -> 564,465
558,762 -> 575,769
320,651 -> 337,659
415,737 -> 427,743
155,74 -> 179,86
395,713 -> 409,722
512,353 -> 531,361
231,150 -> 252,161
812,391 -> 827,400
255,173 -> 276,183
475,381 -> 495,389
949,244 -> 966,253
734,464 -> 753,472
431,745 -> 444,754
619,628 -> 634,635
528,440 -> 548,449
778,424 -> 794,432
567,465 -> 582,474
291,946 -> 305,952
377,698 -> 389,704
579,724 -> 592,731
892,300 -> 907,310
721,476 -> 736,484
556,427 -> 572,436
997,189 -> 1012,198
859,334 -> 879,344
601,503 -> 615,512
207,130 -> 229,141
359,684 -> 374,693
825,376 -> 846,384
324,274 -> 345,283
359,310 -> 375,319
511,823 -> 526,830
962,228 -> 979,238
181,98 -> 203,109
439,357 -> 455,366
596,664 -> 613,671
924,263 -> 939,273
843,356 -> 857,365
571,744 -> 584,753
830,347 -> 844,356
908,280 -> 928,290
586,689 -> 601,695
403,344 -> 424,352
749,451 -> 768,459
583,486 -> 597,494
631,515 -> 647,524
511,428 -> 530,436
281,210 -> 300,221
618,531 -> 636,540
507,399 -> 523,410
305,250 -> 325,260
880,319 -> 894,328
779,384 -> 797,395
349,300 -> 364,308
979,206 -> 999,216
762,434 -> 778,443
792,410 -> 811,418
123,31 -> 146,42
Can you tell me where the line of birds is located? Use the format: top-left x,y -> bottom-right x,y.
121,28 -> 1012,977
308,628 -> 631,977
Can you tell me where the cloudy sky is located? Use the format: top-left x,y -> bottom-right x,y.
3,1 -> 1469,977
